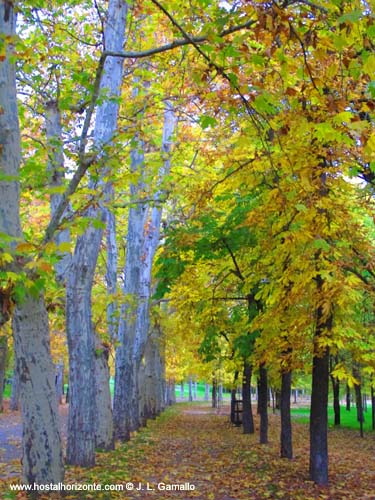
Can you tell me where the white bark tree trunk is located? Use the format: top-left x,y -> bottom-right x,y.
0,2 -> 64,484
67,0 -> 127,466
66,0 -> 127,464
95,337 -> 114,450
45,100 -> 71,282
114,103 -> 175,440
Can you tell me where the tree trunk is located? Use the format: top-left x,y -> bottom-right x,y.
259,364 -> 268,444
188,377 -> 193,402
0,336 -> 8,412
95,338 -> 114,450
10,364 -> 19,411
329,355 -> 340,426
55,363 -> 64,405
142,325 -> 164,420
105,182 -> 118,342
0,2 -> 64,484
230,371 -> 239,425
114,102 -> 175,440
66,0 -> 127,463
242,363 -> 254,434
346,384 -> 351,411
13,297 -> 64,484
212,377 -> 218,408
353,367 -> 364,438
310,347 -> 329,484
280,370 -> 293,458
45,100 -> 71,282
205,383 -> 210,401
331,377 -> 340,426
66,234 -> 99,466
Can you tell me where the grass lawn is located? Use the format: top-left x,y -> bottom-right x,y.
291,404 -> 374,432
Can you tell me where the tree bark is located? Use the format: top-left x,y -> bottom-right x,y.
55,363 -> 64,405
114,102 -> 175,440
259,364 -> 268,444
309,280 -> 331,485
188,376 -> 193,402
95,338 -> 114,450
66,0 -> 127,464
45,100 -> 71,282
280,370 -> 293,458
230,371 -> 239,425
212,377 -> 218,408
353,367 -> 364,438
331,377 -> 340,426
242,363 -> 254,434
10,363 -> 19,411
346,384 -> 351,411
0,2 -> 64,484
13,297 -> 64,484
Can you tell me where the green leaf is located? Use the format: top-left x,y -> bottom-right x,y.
199,115 -> 217,130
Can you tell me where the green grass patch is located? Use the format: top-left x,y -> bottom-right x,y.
291,405 -> 374,432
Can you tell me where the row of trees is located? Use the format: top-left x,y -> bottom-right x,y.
0,0 -> 374,490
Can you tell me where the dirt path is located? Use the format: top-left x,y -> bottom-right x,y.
0,402 -> 69,480
1,403 -> 375,499
66,403 -> 375,499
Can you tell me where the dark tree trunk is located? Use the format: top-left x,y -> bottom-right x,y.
259,364 -> 268,444
332,377 -> 340,426
212,377 -> 218,408
242,363 -> 254,434
346,384 -> 351,411
230,371 -> 239,425
353,368 -> 364,438
330,355 -> 340,426
280,370 -> 293,458
310,348 -> 329,485
275,388 -> 281,411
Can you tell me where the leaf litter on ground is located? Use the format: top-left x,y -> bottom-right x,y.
1,402 -> 375,499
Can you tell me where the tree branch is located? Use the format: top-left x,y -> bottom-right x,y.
104,18 -> 256,60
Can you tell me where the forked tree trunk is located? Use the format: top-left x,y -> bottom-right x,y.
66,0 -> 127,463
280,370 -> 293,458
0,2 -> 64,484
114,103 -> 175,439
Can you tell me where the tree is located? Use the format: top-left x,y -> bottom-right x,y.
0,1 -> 64,485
